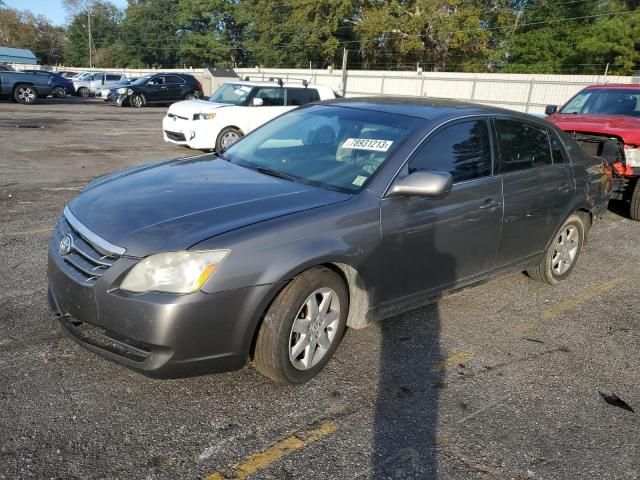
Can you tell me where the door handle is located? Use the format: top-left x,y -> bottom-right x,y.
558,183 -> 572,192
479,199 -> 502,210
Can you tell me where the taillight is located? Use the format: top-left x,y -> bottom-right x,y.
195,81 -> 203,91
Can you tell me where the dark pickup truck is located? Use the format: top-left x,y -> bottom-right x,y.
0,69 -> 53,104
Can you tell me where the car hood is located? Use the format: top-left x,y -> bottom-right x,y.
68,156 -> 351,257
167,99 -> 232,117
548,114 -> 640,144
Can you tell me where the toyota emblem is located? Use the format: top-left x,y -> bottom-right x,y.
59,234 -> 73,256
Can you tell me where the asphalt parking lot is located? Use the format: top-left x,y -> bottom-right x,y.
1,98 -> 639,480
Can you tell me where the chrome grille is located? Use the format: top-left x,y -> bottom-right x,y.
55,214 -> 122,286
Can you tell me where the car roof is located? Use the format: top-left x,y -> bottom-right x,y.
319,96 -> 542,122
224,80 -> 330,89
583,84 -> 640,91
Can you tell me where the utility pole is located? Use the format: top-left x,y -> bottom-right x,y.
341,47 -> 348,97
87,8 -> 92,68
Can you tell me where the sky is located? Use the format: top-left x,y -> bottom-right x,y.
4,0 -> 128,26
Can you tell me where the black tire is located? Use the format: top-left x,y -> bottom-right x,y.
130,93 -> 145,108
254,267 -> 349,385
527,214 -> 585,285
630,179 -> 640,221
77,87 -> 90,98
52,87 -> 67,98
13,84 -> 37,104
184,92 -> 199,100
215,127 -> 243,153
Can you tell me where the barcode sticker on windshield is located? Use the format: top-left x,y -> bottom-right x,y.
342,138 -> 393,152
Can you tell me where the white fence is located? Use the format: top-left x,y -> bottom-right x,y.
7,63 -> 639,113
237,68 -> 638,114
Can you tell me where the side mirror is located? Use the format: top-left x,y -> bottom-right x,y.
387,171 -> 453,198
252,97 -> 264,106
545,104 -> 558,116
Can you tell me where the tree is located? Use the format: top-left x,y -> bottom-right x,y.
120,0 -> 181,68
177,0 -> 236,67
64,1 -> 122,67
577,9 -> 640,75
356,0 -> 503,71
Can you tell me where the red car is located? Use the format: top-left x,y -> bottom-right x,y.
545,84 -> 640,219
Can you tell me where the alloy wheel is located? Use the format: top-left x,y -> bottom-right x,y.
18,87 -> 36,103
552,225 -> 579,275
288,288 -> 341,370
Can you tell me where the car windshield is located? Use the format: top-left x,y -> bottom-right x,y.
209,83 -> 255,105
223,105 -> 421,193
561,89 -> 640,117
74,72 -> 92,80
131,75 -> 153,86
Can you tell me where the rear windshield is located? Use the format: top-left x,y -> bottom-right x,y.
561,89 -> 640,117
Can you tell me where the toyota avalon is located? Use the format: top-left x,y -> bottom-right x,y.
47,98 -> 611,384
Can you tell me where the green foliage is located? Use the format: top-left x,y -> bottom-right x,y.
3,0 -> 638,74
64,1 -> 121,67
120,0 -> 181,68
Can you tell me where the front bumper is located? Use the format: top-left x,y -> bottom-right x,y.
162,115 -> 219,150
47,233 -> 281,378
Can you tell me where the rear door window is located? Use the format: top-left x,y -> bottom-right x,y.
495,119 -> 552,173
254,87 -> 285,106
106,74 -> 121,81
409,119 -> 493,182
166,75 -> 186,85
286,88 -> 320,106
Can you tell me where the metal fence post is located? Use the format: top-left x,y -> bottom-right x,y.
525,79 -> 535,113
470,77 -> 477,101
420,77 -> 425,96
380,74 -> 385,95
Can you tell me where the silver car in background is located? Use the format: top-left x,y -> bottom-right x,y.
74,72 -> 128,98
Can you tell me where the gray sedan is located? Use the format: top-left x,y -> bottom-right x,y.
47,98 -> 612,384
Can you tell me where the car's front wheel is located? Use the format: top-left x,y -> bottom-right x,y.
215,127 -> 243,153
130,93 -> 145,108
77,87 -> 90,98
254,267 -> 348,384
527,214 -> 585,284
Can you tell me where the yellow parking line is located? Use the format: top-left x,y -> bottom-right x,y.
432,351 -> 474,372
203,420 -> 337,480
542,268 -> 640,319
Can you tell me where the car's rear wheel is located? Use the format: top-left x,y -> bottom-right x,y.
527,214 -> 585,285
130,93 -> 145,108
629,179 -> 640,221
13,85 -> 37,104
52,87 -> 67,98
254,267 -> 348,384
215,127 -> 243,153
184,92 -> 199,100
77,87 -> 90,98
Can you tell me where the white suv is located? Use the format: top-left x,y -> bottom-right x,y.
162,80 -> 337,151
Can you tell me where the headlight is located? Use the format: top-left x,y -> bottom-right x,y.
117,87 -> 127,94
120,250 -> 229,294
624,147 -> 640,167
195,113 -> 216,120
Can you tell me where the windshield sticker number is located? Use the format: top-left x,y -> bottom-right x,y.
352,175 -> 367,186
342,138 -> 393,152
